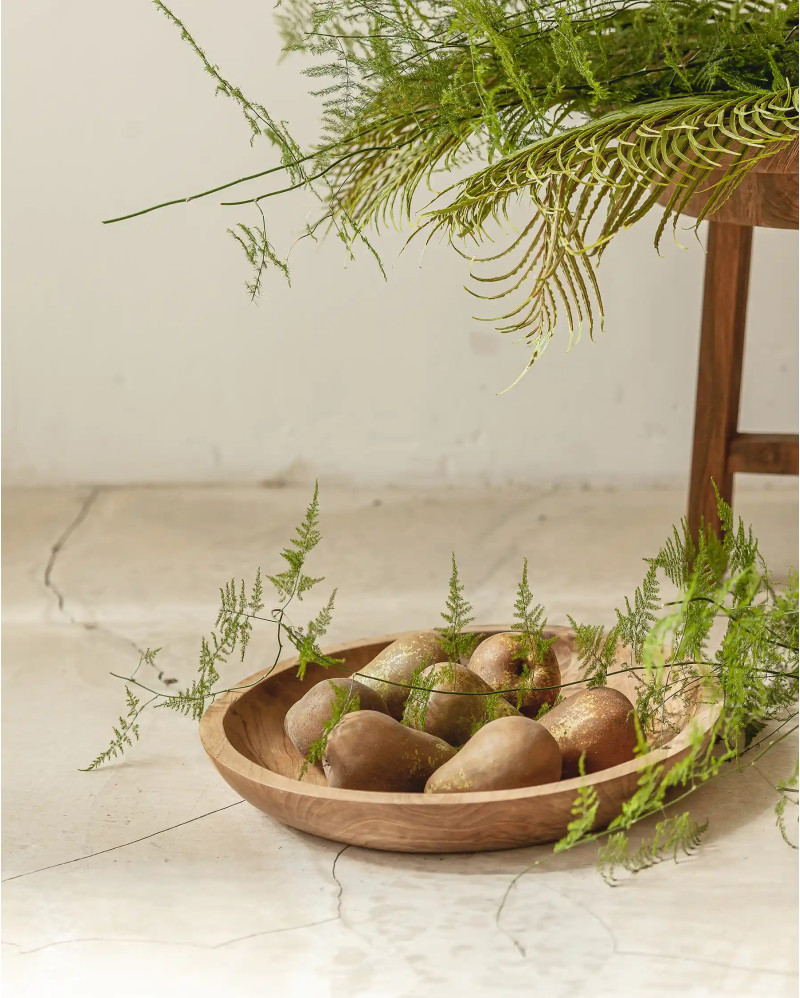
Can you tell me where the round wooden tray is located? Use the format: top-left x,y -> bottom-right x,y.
199,625 -> 720,853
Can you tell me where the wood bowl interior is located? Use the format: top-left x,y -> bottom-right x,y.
201,625 -> 719,853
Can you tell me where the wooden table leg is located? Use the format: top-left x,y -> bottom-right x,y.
687,222 -> 752,539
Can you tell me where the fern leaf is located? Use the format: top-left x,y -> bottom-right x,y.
436,553 -> 479,663
615,562 -> 661,664
423,90 -> 798,368
289,589 -> 343,680
554,756 -> 599,853
513,558 -> 555,663
81,685 -> 143,771
568,616 -> 618,687
300,680 -> 360,777
268,481 -> 324,602
598,812 -> 708,883
401,662 -> 438,731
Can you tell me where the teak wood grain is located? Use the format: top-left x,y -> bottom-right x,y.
656,140 -> 798,229
199,626 -> 720,853
656,141 -> 799,537
688,222 -> 752,536
727,432 -> 799,476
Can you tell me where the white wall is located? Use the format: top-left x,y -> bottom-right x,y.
3,1 -> 798,487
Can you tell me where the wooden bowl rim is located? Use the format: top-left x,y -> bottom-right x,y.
199,624 -> 722,806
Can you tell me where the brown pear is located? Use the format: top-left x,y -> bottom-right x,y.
357,631 -> 448,719
284,677 -> 389,758
406,662 -> 518,746
425,715 -> 562,793
468,631 -> 561,717
322,710 -> 457,792
539,686 -> 638,778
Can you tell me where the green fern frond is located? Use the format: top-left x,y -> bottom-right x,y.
568,616 -> 618,687
714,482 -> 768,586
300,679 -> 361,777
422,90 -> 798,366
111,4 -> 798,374
650,518 -> 696,588
268,481 -> 324,602
512,558 -> 555,663
554,755 -> 599,852
597,813 -> 708,883
436,553 -> 480,663
153,0 -> 304,163
554,487 -> 798,874
81,686 -> 144,771
228,216 -> 290,300
287,589 -> 343,679
534,695 -> 562,719
85,485 -> 334,766
401,662 -> 438,730
237,569 -> 265,662
608,761 -> 668,831
471,690 -> 503,737
615,561 -> 661,663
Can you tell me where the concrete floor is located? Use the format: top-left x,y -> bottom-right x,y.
2,484 -> 798,997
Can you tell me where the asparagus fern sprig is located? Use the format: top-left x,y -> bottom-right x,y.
512,557 -> 555,662
300,680 -> 361,778
557,489 -> 799,879
568,619 -> 619,688
83,483 -> 340,769
80,685 -> 149,772
267,480 -> 323,602
436,553 -> 480,664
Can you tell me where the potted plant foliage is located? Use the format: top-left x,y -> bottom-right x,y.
108,0 -> 798,374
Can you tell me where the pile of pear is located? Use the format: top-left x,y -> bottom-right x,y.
284,631 -> 638,794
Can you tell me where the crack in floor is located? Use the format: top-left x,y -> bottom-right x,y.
331,844 -> 350,922
2,800 -> 244,883
6,933 -> 797,977
613,948 -> 799,977
212,916 -> 340,950
493,866 -> 800,981
495,864 -> 535,957
6,914 -> 795,978
44,488 -> 101,612
327,844 -> 375,949
43,486 -> 177,686
6,916 -> 342,956
492,867 -> 796,978
5,836 -> 354,955
495,862 -> 619,961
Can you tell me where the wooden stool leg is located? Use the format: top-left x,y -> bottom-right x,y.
688,222 -> 752,538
